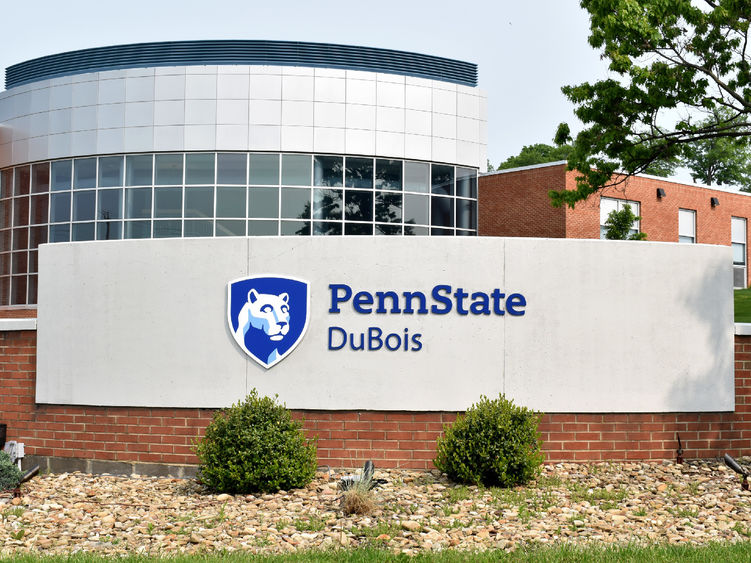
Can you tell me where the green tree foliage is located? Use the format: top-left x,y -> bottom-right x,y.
194,390 -> 317,494
497,143 -> 572,170
682,108 -> 751,187
555,0 -> 751,207
434,394 -> 544,487
604,204 -> 647,240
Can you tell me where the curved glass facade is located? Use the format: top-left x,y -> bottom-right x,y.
0,152 -> 477,305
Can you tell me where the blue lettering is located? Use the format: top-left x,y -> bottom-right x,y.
328,326 -> 347,350
402,291 -> 428,314
368,327 -> 383,350
329,284 -> 352,313
411,333 -> 422,351
470,292 -> 491,315
454,287 -> 469,315
431,285 -> 452,314
376,291 -> 401,314
506,293 -> 526,316
353,291 -> 374,314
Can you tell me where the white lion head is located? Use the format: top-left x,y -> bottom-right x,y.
245,289 -> 290,341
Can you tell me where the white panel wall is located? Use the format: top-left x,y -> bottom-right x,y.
37,238 -> 734,412
0,66 -> 487,169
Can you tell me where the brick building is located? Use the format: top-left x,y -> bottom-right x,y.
479,161 -> 751,288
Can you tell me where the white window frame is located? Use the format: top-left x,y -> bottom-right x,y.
678,209 -> 696,244
732,216 -> 747,289
600,197 -> 641,239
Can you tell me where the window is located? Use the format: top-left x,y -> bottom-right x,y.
732,216 -> 747,288
679,209 -> 696,243
600,197 -> 640,239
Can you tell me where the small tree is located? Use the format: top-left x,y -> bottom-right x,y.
604,204 -> 647,241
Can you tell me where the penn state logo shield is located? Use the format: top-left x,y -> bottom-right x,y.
227,275 -> 310,369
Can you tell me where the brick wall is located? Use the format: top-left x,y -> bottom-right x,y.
3,329 -> 751,470
479,165 -> 567,237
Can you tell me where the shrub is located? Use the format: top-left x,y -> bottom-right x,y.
434,394 -> 544,487
0,451 -> 22,491
194,390 -> 317,494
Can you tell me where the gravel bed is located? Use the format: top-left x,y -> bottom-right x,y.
2,459 -> 751,555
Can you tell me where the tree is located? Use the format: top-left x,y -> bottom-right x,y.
681,108 -> 751,187
554,0 -> 751,207
604,204 -> 647,240
497,143 -> 572,170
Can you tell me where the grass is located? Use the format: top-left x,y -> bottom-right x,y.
5,543 -> 751,561
735,288 -> 751,322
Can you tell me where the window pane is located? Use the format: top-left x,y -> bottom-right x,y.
0,201 -> 9,229
249,187 -> 278,218
126,155 -> 153,186
345,223 -> 372,235
13,197 -> 29,226
404,162 -> 429,193
456,229 -> 476,237
281,188 -> 310,219
431,227 -> 454,236
248,220 -> 279,235
155,154 -> 183,185
184,186 -> 214,218
73,191 -> 96,221
431,164 -> 454,196
313,189 -> 342,220
216,219 -> 246,236
679,209 -> 696,238
12,228 -> 28,250
456,167 -> 477,198
375,159 -> 402,191
30,195 -> 49,225
282,154 -> 311,186
72,222 -> 95,241
154,188 -> 182,218
10,275 -> 26,305
249,154 -> 279,185
98,156 -> 124,187
184,220 -> 213,237
404,225 -> 429,236
32,163 -> 50,193
0,230 -> 9,252
375,223 -> 402,235
600,197 -> 619,225
403,193 -> 429,225
29,226 -> 47,248
125,188 -> 152,219
0,275 -> 8,305
217,187 -> 247,218
314,156 -> 343,187
1,169 -> 13,198
732,217 -> 747,243
217,153 -> 247,185
456,199 -> 476,230
97,221 -> 122,240
733,243 -> 746,265
29,250 -> 38,273
49,224 -> 70,242
0,253 -> 8,275
280,220 -> 310,235
313,221 -> 342,236
345,191 -> 373,221
73,158 -> 96,189
97,189 -> 123,220
124,221 -> 151,239
12,251 -> 27,274
185,153 -> 215,185
14,166 -> 30,195
375,191 -> 402,223
51,161 -> 72,191
431,196 -> 454,227
345,157 -> 373,188
154,220 -> 181,238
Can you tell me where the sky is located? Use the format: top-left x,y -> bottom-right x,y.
0,0 -> 610,170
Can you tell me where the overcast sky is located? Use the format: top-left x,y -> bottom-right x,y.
1,0 -> 610,169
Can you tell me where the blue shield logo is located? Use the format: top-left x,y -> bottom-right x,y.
227,275 -> 310,369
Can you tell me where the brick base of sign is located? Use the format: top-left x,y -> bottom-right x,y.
3,329 -> 751,474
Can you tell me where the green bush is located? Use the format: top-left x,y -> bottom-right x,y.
434,394 -> 544,487
0,451 -> 22,491
194,390 -> 317,494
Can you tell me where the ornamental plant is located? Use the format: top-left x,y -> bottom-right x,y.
194,390 -> 317,494
0,451 -> 22,491
434,394 -> 543,487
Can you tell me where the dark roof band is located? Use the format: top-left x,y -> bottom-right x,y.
5,40 -> 478,89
